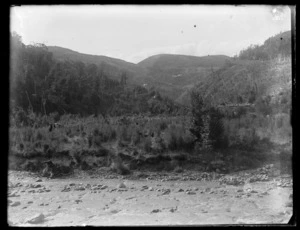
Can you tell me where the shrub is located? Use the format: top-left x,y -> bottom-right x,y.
174,166 -> 183,173
130,130 -> 141,145
142,137 -> 152,153
189,90 -> 205,144
151,132 -> 165,153
208,108 -> 225,149
190,90 -> 225,150
159,121 -> 168,131
110,156 -> 130,175
163,161 -> 175,171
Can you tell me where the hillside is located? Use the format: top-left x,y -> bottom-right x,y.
138,54 -> 231,69
137,54 -> 232,102
36,31 -> 292,107
178,30 -> 292,106
194,58 -> 291,109
10,34 -> 185,117
239,30 -> 291,60
47,46 -> 147,82
47,48 -> 232,102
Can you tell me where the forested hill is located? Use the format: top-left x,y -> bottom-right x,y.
238,30 -> 291,60
190,30 -> 292,117
10,33 -> 186,117
47,46 -> 147,82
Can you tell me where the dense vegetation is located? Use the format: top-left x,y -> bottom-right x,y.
10,32 -> 186,118
237,31 -> 291,61
9,30 -> 292,176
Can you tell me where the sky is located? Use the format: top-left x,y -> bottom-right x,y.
10,5 -> 292,64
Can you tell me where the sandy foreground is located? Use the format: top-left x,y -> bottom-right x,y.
8,169 -> 293,226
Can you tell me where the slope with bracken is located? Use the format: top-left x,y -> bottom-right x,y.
137,54 -> 232,102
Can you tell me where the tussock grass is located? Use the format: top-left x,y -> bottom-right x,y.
9,113 -> 292,174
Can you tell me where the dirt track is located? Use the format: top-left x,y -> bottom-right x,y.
8,169 -> 293,226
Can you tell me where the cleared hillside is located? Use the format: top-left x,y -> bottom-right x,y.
194,58 -> 291,108
137,54 -> 232,102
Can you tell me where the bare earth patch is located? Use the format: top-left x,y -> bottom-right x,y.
7,169 -> 293,226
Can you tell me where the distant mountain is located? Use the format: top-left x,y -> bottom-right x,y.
47,46 -> 232,103
138,54 -> 231,69
47,28 -> 291,107
137,54 -> 232,103
47,46 -> 147,82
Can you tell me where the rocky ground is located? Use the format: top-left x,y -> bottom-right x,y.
7,164 -> 293,226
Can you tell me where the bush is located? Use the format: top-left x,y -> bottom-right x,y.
190,90 -> 225,150
110,156 -> 130,175
174,166 -> 183,173
142,137 -> 152,153
208,108 -> 225,149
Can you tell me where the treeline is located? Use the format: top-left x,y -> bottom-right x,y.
237,31 -> 291,60
10,32 -> 186,118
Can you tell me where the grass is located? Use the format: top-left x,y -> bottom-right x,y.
9,113 -> 292,175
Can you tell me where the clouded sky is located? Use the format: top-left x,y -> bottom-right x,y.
10,5 -> 291,63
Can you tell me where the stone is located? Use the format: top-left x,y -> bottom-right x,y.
8,192 -> 20,198
75,200 -> 82,204
101,185 -> 108,190
27,213 -> 45,224
32,184 -> 42,188
162,189 -> 171,195
11,201 -> 21,207
36,179 -> 42,182
170,207 -> 177,212
186,191 -> 196,195
117,182 -> 126,189
151,209 -> 161,213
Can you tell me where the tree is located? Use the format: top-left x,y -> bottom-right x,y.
189,90 -> 206,144
208,107 -> 226,149
190,90 -> 225,150
120,72 -> 127,87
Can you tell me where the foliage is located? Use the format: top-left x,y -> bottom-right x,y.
10,32 -> 185,118
190,90 -> 225,150
189,90 -> 205,144
238,31 -> 291,60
